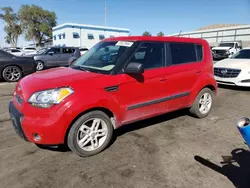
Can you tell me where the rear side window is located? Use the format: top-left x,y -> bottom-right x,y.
25,48 -> 36,50
12,49 -> 20,52
195,44 -> 203,61
169,42 -> 200,65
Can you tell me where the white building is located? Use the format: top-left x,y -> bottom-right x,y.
170,24 -> 250,47
52,23 -> 130,49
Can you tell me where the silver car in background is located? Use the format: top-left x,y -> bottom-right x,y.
31,46 -> 81,71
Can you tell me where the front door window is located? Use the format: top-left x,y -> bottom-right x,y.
129,42 -> 164,70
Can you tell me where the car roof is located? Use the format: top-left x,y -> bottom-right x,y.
51,46 -> 78,49
104,36 -> 207,44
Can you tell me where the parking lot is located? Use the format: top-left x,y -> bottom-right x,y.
0,82 -> 250,188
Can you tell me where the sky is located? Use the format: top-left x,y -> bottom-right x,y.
0,0 -> 250,47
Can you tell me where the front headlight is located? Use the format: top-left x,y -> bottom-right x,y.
226,50 -> 230,54
28,87 -> 74,108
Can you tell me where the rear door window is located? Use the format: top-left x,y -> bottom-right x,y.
169,42 -> 200,65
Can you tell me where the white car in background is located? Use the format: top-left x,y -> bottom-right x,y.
26,47 -> 48,55
214,48 -> 250,87
22,47 -> 36,55
6,48 -> 25,56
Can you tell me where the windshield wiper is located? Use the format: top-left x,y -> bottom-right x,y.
71,65 -> 89,71
71,65 -> 106,74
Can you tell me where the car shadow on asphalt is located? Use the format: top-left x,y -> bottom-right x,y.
218,84 -> 250,91
37,109 -> 188,153
115,109 -> 188,137
36,144 -> 71,152
194,148 -> 250,188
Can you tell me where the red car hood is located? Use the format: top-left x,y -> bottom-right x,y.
17,67 -> 103,100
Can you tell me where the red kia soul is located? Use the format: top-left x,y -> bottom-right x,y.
9,36 -> 217,157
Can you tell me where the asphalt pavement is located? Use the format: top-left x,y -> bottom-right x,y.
0,83 -> 250,188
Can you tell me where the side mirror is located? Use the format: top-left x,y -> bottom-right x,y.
124,62 -> 144,74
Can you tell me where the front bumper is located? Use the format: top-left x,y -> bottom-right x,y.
8,100 -> 74,145
214,76 -> 250,87
9,101 -> 28,141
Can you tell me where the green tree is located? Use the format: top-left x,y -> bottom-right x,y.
142,31 -> 151,36
18,5 -> 57,47
0,7 -> 22,47
157,31 -> 164,36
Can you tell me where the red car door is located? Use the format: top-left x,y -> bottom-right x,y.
163,42 -> 203,111
117,42 -> 170,124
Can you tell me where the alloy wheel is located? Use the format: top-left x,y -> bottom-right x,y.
199,92 -> 212,114
36,62 -> 44,71
3,66 -> 21,82
76,118 -> 108,151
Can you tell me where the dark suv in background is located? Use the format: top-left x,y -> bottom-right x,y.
32,46 -> 81,71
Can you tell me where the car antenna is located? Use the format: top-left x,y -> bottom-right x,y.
178,30 -> 182,37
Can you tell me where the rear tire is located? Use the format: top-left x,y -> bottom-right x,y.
67,111 -> 114,157
189,88 -> 214,118
2,66 -> 22,82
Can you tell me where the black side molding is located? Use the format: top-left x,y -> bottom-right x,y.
105,85 -> 119,92
127,91 -> 190,111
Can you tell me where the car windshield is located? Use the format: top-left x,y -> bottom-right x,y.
0,49 -> 13,57
218,43 -> 234,47
230,49 -> 250,59
72,41 -> 134,73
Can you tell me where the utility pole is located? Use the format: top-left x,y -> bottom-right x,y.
104,2 -> 107,25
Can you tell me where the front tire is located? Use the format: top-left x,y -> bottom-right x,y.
67,111 -> 114,157
36,61 -> 44,71
189,88 -> 214,118
2,66 -> 22,82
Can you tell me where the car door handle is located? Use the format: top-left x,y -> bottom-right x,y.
196,70 -> 202,74
160,77 -> 168,82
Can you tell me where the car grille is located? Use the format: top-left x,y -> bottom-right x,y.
214,67 -> 241,78
15,94 -> 24,105
213,50 -> 227,55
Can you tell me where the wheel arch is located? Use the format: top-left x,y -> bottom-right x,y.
189,83 -> 217,108
202,84 -> 216,94
35,59 -> 45,62
64,107 -> 116,144
35,60 -> 45,65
